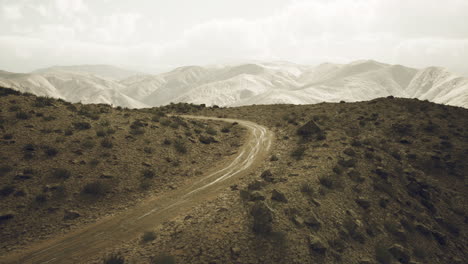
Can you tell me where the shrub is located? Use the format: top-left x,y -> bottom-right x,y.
73,122 -> 91,130
163,139 -> 171,145
144,147 -> 154,154
82,181 -> 108,196
221,126 -> 231,133
174,139 -> 187,154
375,243 -> 393,264
142,169 -> 155,179
150,255 -> 176,264
300,182 -> 314,196
53,168 -> 71,179
44,147 -> 59,157
169,122 -> 180,129
34,97 -> 54,107
103,253 -> 125,264
64,128 -> 74,136
82,139 -> 96,149
130,127 -> 145,135
16,111 -> 30,120
0,185 -> 15,196
291,146 -> 306,160
35,194 -> 47,203
160,118 -> 171,126
9,105 -> 20,112
96,129 -> 107,137
0,165 -> 12,177
206,127 -> 217,135
101,138 -> 113,148
141,231 -> 157,242
318,175 -> 334,189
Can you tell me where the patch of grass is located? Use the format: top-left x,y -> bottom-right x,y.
144,147 -> 154,154
96,128 -> 107,137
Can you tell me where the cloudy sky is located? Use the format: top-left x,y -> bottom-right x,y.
0,0 -> 467,75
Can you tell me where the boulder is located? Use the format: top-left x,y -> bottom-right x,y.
63,210 -> 81,220
249,191 -> 266,201
297,120 -> 322,138
271,189 -> 288,203
308,235 -> 328,254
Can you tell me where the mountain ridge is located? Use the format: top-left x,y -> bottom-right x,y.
0,60 -> 467,108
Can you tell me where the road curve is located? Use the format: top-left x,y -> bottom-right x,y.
1,116 -> 274,264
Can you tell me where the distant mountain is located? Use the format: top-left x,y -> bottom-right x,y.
0,69 -> 146,108
1,61 -> 467,108
34,64 -> 143,80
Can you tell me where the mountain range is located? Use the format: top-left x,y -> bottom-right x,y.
0,60 -> 467,108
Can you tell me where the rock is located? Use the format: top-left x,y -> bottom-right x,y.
304,214 -> 322,229
100,172 -> 113,179
358,259 -> 373,264
388,244 -> 410,264
271,189 -> 288,203
249,191 -> 266,201
63,210 -> 81,220
0,211 -> 15,222
355,197 -> 371,209
308,235 -> 328,254
297,120 -> 322,138
338,157 -> 356,168
260,170 -> 274,182
199,135 -> 217,144
292,215 -> 304,226
375,167 -> 389,179
14,173 -> 31,180
347,169 -> 364,182
250,201 -> 273,234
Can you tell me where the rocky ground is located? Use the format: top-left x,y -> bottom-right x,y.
97,98 -> 467,263
0,87 -> 246,254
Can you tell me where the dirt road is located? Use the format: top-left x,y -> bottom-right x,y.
1,116 -> 273,264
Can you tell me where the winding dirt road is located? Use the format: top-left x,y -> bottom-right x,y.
1,116 -> 273,264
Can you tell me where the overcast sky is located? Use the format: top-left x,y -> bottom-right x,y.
0,0 -> 467,75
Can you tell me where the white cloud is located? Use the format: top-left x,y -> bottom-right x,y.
2,5 -> 22,20
0,0 -> 467,74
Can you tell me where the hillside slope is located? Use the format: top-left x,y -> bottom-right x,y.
0,87 -> 246,254
101,98 -> 467,264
